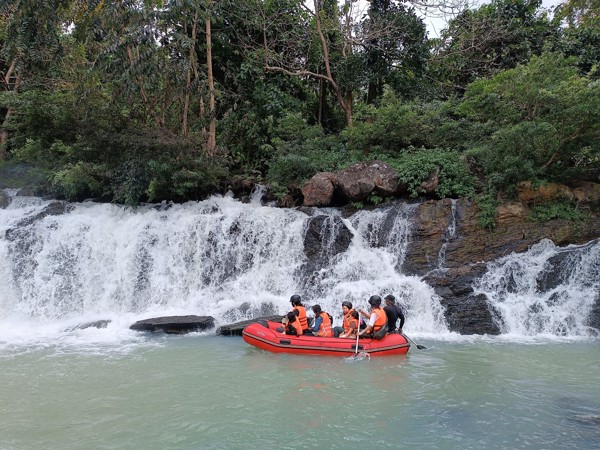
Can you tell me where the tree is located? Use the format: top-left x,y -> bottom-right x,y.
362,0 -> 428,103
460,52 -> 600,190
430,0 -> 557,96
0,0 -> 72,156
554,0 -> 600,78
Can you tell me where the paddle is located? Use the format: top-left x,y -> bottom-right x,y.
402,333 -> 427,350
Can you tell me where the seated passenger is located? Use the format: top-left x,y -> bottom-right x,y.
358,295 -> 388,339
384,294 -> 405,334
309,304 -> 333,337
289,294 -> 311,334
333,301 -> 355,337
283,311 -> 303,336
339,310 -> 359,339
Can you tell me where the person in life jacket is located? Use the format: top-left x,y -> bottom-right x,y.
358,295 -> 388,338
309,304 -> 333,337
333,301 -> 355,337
283,311 -> 303,336
339,310 -> 360,339
282,294 -> 310,334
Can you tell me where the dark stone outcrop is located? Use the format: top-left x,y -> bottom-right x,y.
65,320 -> 112,332
301,215 -> 353,288
217,315 -> 285,336
130,315 -> 215,334
424,265 -> 502,335
0,190 -> 10,209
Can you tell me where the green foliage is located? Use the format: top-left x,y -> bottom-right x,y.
528,201 -> 587,222
477,192 -> 499,230
460,52 -> 600,192
51,161 -> 109,201
265,113 -> 350,198
430,0 -> 558,96
378,148 -> 476,199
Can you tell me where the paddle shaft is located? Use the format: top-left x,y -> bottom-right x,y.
403,333 -> 427,350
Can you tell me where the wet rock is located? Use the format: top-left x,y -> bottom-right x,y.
303,214 -> 353,264
130,315 -> 215,334
5,201 -> 71,240
424,264 -> 502,335
0,190 -> 10,209
65,320 -> 112,332
217,315 -> 285,336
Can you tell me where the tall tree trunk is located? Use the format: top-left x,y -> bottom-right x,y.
183,8 -> 199,137
205,2 -> 216,156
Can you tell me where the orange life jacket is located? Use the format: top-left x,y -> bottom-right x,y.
372,307 -> 387,332
342,308 -> 355,330
290,318 -> 303,336
294,306 -> 308,331
317,312 -> 333,337
343,309 -> 358,335
344,317 -> 358,337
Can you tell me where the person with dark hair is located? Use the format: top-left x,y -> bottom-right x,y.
384,294 -> 405,334
333,301 -> 355,337
309,304 -> 333,337
339,310 -> 360,339
285,294 -> 310,334
283,311 -> 303,336
358,295 -> 388,339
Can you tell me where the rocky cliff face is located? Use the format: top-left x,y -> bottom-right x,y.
405,198 -> 599,334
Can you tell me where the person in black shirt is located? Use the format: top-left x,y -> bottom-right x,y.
383,294 -> 405,333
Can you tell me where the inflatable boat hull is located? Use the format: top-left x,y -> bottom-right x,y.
242,320 -> 410,356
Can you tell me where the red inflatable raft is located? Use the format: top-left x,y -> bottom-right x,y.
242,320 -> 410,356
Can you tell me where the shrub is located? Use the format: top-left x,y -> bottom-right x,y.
378,148 -> 476,199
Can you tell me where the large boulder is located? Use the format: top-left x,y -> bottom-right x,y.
301,172 -> 336,207
335,160 -> 400,202
217,315 -> 285,336
130,315 -> 215,334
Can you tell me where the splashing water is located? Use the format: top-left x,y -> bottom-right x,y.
0,194 -> 447,346
473,239 -> 600,337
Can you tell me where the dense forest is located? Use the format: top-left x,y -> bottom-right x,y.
1,0 -> 599,223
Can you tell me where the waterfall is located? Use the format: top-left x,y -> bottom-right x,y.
437,199 -> 458,269
0,193 -> 445,341
473,239 -> 600,337
2,191 -> 598,343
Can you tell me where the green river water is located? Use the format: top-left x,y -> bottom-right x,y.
1,335 -> 599,450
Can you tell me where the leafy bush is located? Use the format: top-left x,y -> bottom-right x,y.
460,52 -> 600,193
378,148 -> 476,199
266,113 -> 350,198
528,202 -> 586,222
476,192 -> 499,230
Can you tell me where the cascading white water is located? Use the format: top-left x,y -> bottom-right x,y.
0,192 -> 446,343
473,239 -> 600,337
437,199 -> 458,269
2,191 -> 598,344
